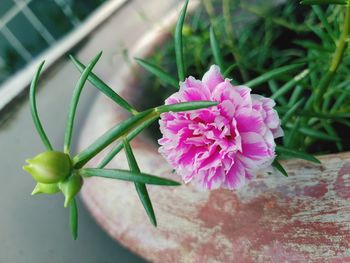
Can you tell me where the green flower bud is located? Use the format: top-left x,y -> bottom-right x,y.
59,173 -> 83,208
31,182 -> 60,195
23,151 -> 72,184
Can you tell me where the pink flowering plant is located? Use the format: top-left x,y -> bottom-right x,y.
159,65 -> 283,190
23,0 -> 350,239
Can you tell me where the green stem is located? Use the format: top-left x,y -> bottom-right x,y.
314,3 -> 350,111
72,110 -> 158,168
97,115 -> 159,169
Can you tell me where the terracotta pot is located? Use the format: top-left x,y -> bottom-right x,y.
77,3 -> 350,262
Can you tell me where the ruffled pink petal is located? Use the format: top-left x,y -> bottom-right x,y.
202,65 -> 224,92
158,64 -> 283,190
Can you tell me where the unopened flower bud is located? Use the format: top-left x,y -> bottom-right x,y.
59,173 -> 83,208
23,151 -> 72,184
31,182 -> 60,195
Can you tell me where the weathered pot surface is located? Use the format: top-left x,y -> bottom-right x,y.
77,4 -> 350,262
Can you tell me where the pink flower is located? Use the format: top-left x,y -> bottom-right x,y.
158,65 -> 283,190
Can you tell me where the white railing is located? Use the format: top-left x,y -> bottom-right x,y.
0,0 -> 128,110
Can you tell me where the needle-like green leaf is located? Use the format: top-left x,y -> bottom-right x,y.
301,127 -> 341,142
300,0 -> 348,5
311,6 -> 335,40
156,101 -> 217,114
70,55 -> 138,115
288,85 -> 304,107
285,124 -> 341,142
98,115 -> 159,168
64,52 -> 102,154
73,109 -> 155,169
270,69 -> 310,100
244,63 -> 304,88
277,107 -> 350,119
79,168 -> 181,186
135,58 -> 178,89
268,80 -> 287,105
123,139 -> 157,226
175,0 -> 189,81
276,146 -> 321,164
210,27 -> 224,70
69,198 -> 78,240
29,61 -> 53,151
223,63 -> 238,78
281,98 -> 305,125
272,159 -> 288,177
321,120 -> 343,151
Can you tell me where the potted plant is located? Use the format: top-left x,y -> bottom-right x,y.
24,0 -> 350,261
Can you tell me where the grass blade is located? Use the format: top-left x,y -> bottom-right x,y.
210,27 -> 224,70
79,168 -> 181,186
70,55 -> 137,115
123,139 -> 157,226
98,115 -> 159,168
29,61 -> 53,151
272,159 -> 288,177
244,63 -> 304,88
175,0 -> 189,81
69,198 -> 78,240
156,101 -> 217,113
276,146 -> 321,164
64,52 -> 102,154
135,58 -> 178,89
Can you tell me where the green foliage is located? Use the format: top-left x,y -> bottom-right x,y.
300,0 -> 348,5
156,101 -> 217,113
272,159 -> 288,177
123,139 -> 157,226
70,55 -> 138,115
78,168 -> 181,186
135,58 -> 178,88
135,0 -> 350,156
276,146 -> 321,163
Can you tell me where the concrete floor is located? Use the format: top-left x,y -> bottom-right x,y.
0,0 -> 177,262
